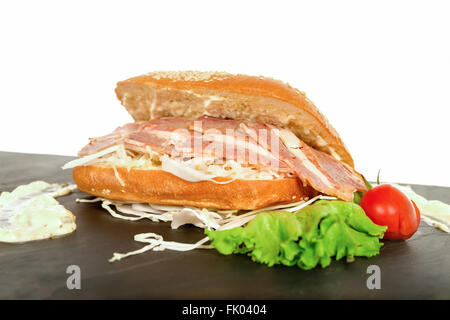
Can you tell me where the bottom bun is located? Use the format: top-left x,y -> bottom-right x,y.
73,165 -> 317,210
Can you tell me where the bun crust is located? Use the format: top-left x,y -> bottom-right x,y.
115,71 -> 354,167
73,165 -> 317,210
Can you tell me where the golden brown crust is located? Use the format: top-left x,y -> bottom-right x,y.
115,71 -> 354,167
73,165 -> 317,210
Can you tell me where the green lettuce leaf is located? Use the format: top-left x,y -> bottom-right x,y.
205,200 -> 387,270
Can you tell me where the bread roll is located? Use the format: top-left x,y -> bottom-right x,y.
115,71 -> 354,167
73,166 -> 317,210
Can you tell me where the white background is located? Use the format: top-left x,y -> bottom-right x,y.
0,0 -> 449,187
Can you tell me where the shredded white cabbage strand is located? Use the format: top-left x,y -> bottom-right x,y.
161,155 -> 238,184
77,195 -> 336,262
62,144 -> 287,182
108,234 -> 212,263
62,145 -> 121,169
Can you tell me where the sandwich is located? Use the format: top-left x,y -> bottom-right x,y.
63,71 -> 368,210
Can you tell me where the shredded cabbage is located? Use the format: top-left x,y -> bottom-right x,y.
77,195 -> 336,262
61,145 -> 121,169
62,144 -> 288,181
108,234 -> 211,262
161,155 -> 216,182
112,165 -> 125,187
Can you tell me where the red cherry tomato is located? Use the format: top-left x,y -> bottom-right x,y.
411,200 -> 421,228
360,184 -> 420,240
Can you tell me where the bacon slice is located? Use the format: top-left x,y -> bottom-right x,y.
188,116 -> 288,169
275,128 -> 367,201
77,117 -> 367,200
78,122 -> 145,156
78,120 -> 191,156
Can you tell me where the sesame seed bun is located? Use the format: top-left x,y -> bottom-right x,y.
115,71 -> 354,167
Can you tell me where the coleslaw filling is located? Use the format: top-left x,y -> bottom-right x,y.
62,144 -> 290,182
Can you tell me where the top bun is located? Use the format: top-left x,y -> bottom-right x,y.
115,71 -> 354,167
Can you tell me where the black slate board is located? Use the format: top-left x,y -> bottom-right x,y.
0,151 -> 449,299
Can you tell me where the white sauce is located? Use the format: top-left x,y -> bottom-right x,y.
0,181 -> 77,243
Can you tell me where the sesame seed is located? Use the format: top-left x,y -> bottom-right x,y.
144,71 -> 230,82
